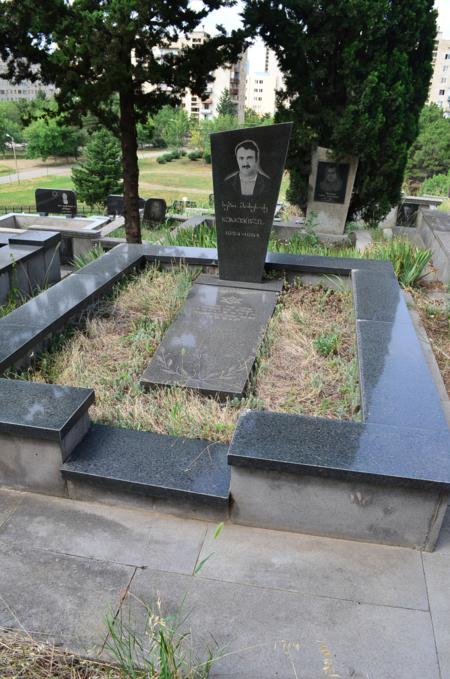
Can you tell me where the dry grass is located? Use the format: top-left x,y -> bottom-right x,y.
20,267 -> 359,443
411,287 -> 450,394
0,628 -> 125,678
256,281 -> 359,420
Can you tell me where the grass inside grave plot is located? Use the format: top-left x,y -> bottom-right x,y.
12,265 -> 359,443
412,288 -> 450,395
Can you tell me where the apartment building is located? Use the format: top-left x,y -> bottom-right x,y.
0,60 -> 56,101
245,47 -> 284,116
156,30 -> 247,122
428,32 -> 450,117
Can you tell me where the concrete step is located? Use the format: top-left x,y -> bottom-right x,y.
61,424 -> 230,514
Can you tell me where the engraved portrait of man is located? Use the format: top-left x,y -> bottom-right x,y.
314,161 -> 349,204
224,140 -> 270,198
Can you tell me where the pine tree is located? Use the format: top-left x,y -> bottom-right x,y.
217,89 -> 236,117
244,0 -> 437,223
72,129 -> 122,208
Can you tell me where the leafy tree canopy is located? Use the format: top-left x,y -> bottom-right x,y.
23,118 -> 85,160
406,104 -> 450,181
153,105 -> 191,149
72,128 -> 122,207
244,0 -> 437,223
0,0 -> 245,242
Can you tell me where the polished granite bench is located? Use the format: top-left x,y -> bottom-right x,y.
0,243 -> 449,548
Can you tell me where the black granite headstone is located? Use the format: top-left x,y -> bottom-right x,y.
105,194 -> 145,216
313,162 -> 349,204
140,279 -> 282,399
35,188 -> 77,216
142,198 -> 167,226
211,122 -> 292,283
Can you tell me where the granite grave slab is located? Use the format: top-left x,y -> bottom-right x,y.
36,188 -> 77,216
106,194 -> 146,216
211,122 -> 292,282
141,281 -> 280,398
62,423 -> 230,506
142,198 -> 166,226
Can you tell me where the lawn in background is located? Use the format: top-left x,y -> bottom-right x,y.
0,175 -> 76,208
0,155 -> 289,209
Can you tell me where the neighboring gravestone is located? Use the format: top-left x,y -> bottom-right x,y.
142,198 -> 166,227
211,122 -> 292,283
141,274 -> 283,399
35,188 -> 77,217
105,194 -> 145,216
306,147 -> 358,235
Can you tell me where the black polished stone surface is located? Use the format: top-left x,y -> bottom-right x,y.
211,123 -> 292,282
228,410 -> 450,490
73,243 -> 145,279
0,233 -> 11,246
142,198 -> 166,225
141,282 -> 279,398
0,244 -> 42,272
0,323 -> 47,372
352,269 -> 411,323
140,243 -> 218,266
265,251 -> 394,275
0,273 -> 118,331
35,188 -> 77,216
62,423 -> 230,505
0,378 -> 94,440
105,194 -> 145,216
357,319 -> 449,431
196,273 -> 284,292
8,230 -> 61,248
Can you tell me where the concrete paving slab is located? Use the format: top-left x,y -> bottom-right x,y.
127,568 -> 439,679
423,551 -> 450,679
0,493 -> 207,573
196,522 -> 428,609
0,542 -> 134,655
434,505 -> 450,555
0,489 -> 23,528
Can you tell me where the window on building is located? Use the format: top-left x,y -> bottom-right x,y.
442,78 -> 447,84
439,89 -> 445,95
446,54 -> 450,60
444,66 -> 449,72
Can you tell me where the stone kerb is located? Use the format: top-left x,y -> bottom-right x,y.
0,243 -> 448,549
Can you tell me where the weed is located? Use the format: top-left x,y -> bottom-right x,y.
105,595 -> 218,679
72,244 -> 105,270
314,332 -> 340,357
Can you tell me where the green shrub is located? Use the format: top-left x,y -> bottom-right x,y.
156,156 -> 167,164
420,172 -> 450,197
367,238 -> 432,287
203,151 -> 211,164
188,150 -> 202,161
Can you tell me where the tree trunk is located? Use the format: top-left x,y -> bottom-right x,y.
119,87 -> 141,243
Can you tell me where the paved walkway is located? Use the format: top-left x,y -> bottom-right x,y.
0,487 -> 449,678
0,150 -> 164,185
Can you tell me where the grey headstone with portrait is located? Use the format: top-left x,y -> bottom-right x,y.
306,147 -> 358,235
211,123 -> 292,283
